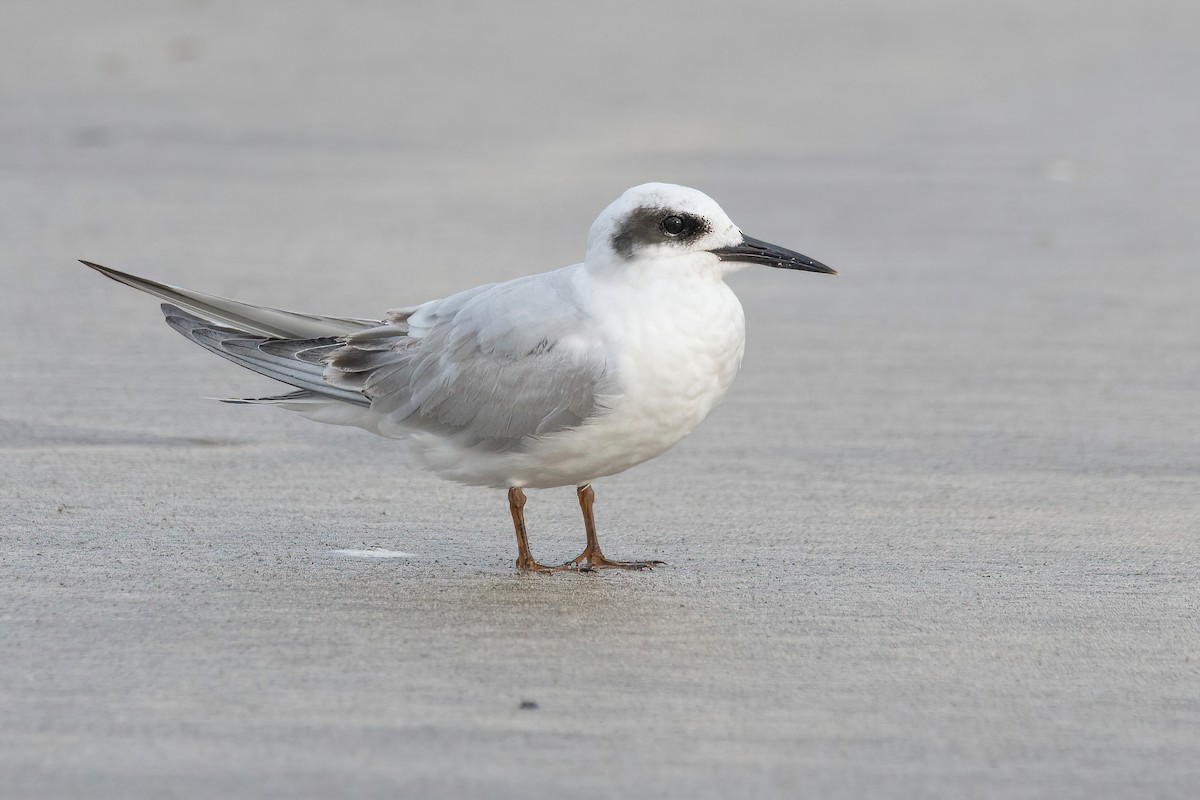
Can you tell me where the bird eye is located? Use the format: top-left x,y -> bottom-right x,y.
662,215 -> 686,236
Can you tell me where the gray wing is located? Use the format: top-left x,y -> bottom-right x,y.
326,266 -> 615,444
84,261 -> 378,338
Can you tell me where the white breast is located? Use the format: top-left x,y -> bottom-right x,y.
513,275 -> 746,488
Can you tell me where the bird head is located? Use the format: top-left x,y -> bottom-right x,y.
584,183 -> 835,279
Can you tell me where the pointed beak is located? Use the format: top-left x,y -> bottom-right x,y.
711,234 -> 836,274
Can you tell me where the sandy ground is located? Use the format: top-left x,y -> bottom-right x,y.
2,1 -> 1198,797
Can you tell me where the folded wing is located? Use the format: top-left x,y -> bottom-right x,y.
327,268 -> 614,445
91,262 -> 614,448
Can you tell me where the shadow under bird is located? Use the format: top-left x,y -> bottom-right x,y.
84,183 -> 835,571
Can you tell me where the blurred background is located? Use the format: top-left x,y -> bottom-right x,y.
2,1 -> 1198,798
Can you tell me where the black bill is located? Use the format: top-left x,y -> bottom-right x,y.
711,235 -> 836,274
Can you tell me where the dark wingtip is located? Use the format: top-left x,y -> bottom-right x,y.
80,259 -> 118,278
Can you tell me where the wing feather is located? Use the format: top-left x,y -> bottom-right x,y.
84,261 -> 378,338
162,305 -> 370,406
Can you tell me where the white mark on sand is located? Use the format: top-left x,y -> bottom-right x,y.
330,548 -> 416,559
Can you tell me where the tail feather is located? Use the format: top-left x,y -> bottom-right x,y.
220,390 -> 316,405
219,389 -> 381,431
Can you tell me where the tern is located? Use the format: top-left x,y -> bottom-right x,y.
84,183 -> 834,571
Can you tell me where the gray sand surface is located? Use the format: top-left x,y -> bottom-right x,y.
2,2 -> 1198,797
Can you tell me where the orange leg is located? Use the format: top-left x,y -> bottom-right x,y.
508,487 -> 571,572
565,483 -> 665,571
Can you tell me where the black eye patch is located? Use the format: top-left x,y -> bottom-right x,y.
610,207 -> 710,258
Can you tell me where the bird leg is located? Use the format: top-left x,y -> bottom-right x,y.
508,487 -> 570,572
566,483 -> 665,570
